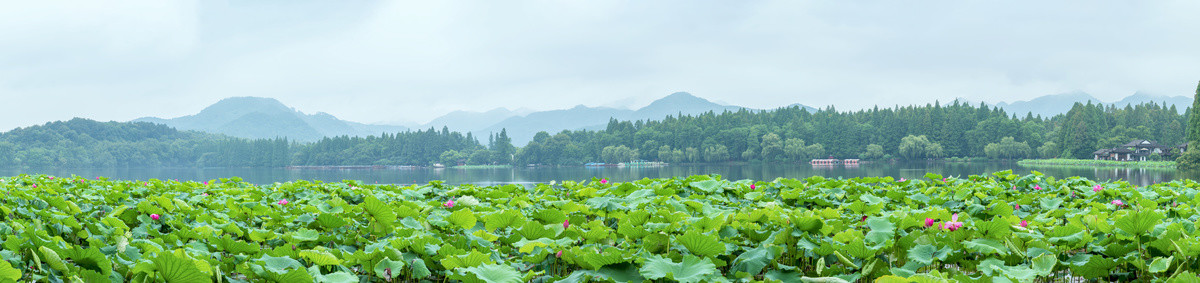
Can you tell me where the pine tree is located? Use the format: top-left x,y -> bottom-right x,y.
1178,81 -> 1200,170
1188,81 -> 1200,143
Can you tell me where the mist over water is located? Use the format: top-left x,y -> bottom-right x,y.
1,162 -> 1183,187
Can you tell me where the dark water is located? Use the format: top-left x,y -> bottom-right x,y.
0,162 -> 1189,187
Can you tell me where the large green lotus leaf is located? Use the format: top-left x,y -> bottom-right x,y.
154,251 -> 210,283
1069,255 -> 1116,279
309,266 -> 359,283
1115,209 -> 1164,236
643,233 -> 669,254
690,180 -> 723,193
484,210 -> 523,231
1149,256 -> 1173,273
874,275 -> 911,283
299,249 -> 343,266
976,218 -> 1011,240
0,259 -> 21,283
374,257 -> 406,279
730,245 -> 778,277
906,244 -> 950,265
677,230 -> 724,257
1168,271 -> 1199,283
316,213 -> 348,229
453,264 -> 523,283
448,209 -> 478,230
256,255 -> 303,274
78,269 -> 108,283
565,247 -> 628,270
362,195 -> 396,227
410,258 -> 432,279
441,250 -> 493,270
976,258 -> 1005,276
64,245 -> 111,276
962,239 -> 1008,256
638,254 -> 718,283
285,229 -> 320,242
1031,253 -> 1056,276
39,246 -> 69,272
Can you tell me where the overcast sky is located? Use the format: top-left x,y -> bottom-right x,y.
2,1 -> 1199,131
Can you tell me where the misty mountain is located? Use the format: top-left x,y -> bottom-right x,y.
993,91 -> 1191,117
475,92 -> 807,144
416,108 -> 532,133
993,91 -> 1101,118
135,97 -> 407,142
1110,92 -> 1191,113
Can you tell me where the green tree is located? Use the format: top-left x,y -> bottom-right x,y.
760,133 -> 783,160
1037,141 -> 1059,158
1188,81 -> 1200,143
702,144 -> 729,162
983,137 -> 1032,159
1180,81 -> 1200,170
859,144 -> 885,160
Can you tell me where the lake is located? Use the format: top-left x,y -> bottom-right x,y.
0,161 -> 1189,186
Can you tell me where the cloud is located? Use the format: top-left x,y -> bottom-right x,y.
1,1 -> 1198,131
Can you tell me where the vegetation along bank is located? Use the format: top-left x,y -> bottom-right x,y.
0,172 -> 1197,282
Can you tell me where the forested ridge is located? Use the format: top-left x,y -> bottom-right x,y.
0,100 -> 1188,168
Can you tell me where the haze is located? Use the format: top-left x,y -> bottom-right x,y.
2,1 -> 1199,132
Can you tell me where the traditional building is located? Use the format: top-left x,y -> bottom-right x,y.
1093,139 -> 1178,161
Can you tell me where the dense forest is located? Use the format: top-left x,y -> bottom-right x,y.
0,100 -> 1188,168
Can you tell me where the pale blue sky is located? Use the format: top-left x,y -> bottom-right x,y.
1,1 -> 1198,131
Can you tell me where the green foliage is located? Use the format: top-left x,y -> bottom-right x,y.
1,173 -> 1199,281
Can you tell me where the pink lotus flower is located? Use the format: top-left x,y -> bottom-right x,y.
1020,220 -> 1028,227
1034,185 -> 1041,190
278,199 -> 289,205
201,193 -> 208,197
600,178 -> 608,184
942,213 -> 964,231
563,219 -> 570,229
150,214 -> 160,220
203,181 -> 208,185
924,218 -> 935,228
899,178 -> 906,182
1014,204 -> 1020,210
750,184 -> 756,190
942,178 -> 947,182
49,177 -> 54,180
1093,184 -> 1102,192
1112,200 -> 1124,207
444,199 -> 454,208
32,184 -> 36,188
95,177 -> 100,180
556,250 -> 563,258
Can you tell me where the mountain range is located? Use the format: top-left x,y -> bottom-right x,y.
134,97 -> 408,142
128,91 -> 1192,145
991,91 -> 1191,118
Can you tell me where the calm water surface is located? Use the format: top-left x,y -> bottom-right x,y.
1,162 -> 1191,187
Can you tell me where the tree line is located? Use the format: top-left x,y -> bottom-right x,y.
0,99 -> 1189,168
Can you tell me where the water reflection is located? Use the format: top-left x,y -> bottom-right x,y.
0,162 -> 1188,186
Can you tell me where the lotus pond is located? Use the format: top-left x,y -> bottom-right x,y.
1,171 -> 1199,282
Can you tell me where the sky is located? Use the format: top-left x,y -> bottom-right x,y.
2,1 -> 1199,131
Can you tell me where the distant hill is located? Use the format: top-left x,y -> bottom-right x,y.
1110,92 -> 1191,113
135,97 -> 407,142
416,108 -> 531,133
993,91 -> 1191,117
993,91 -> 1101,118
475,92 -> 809,144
